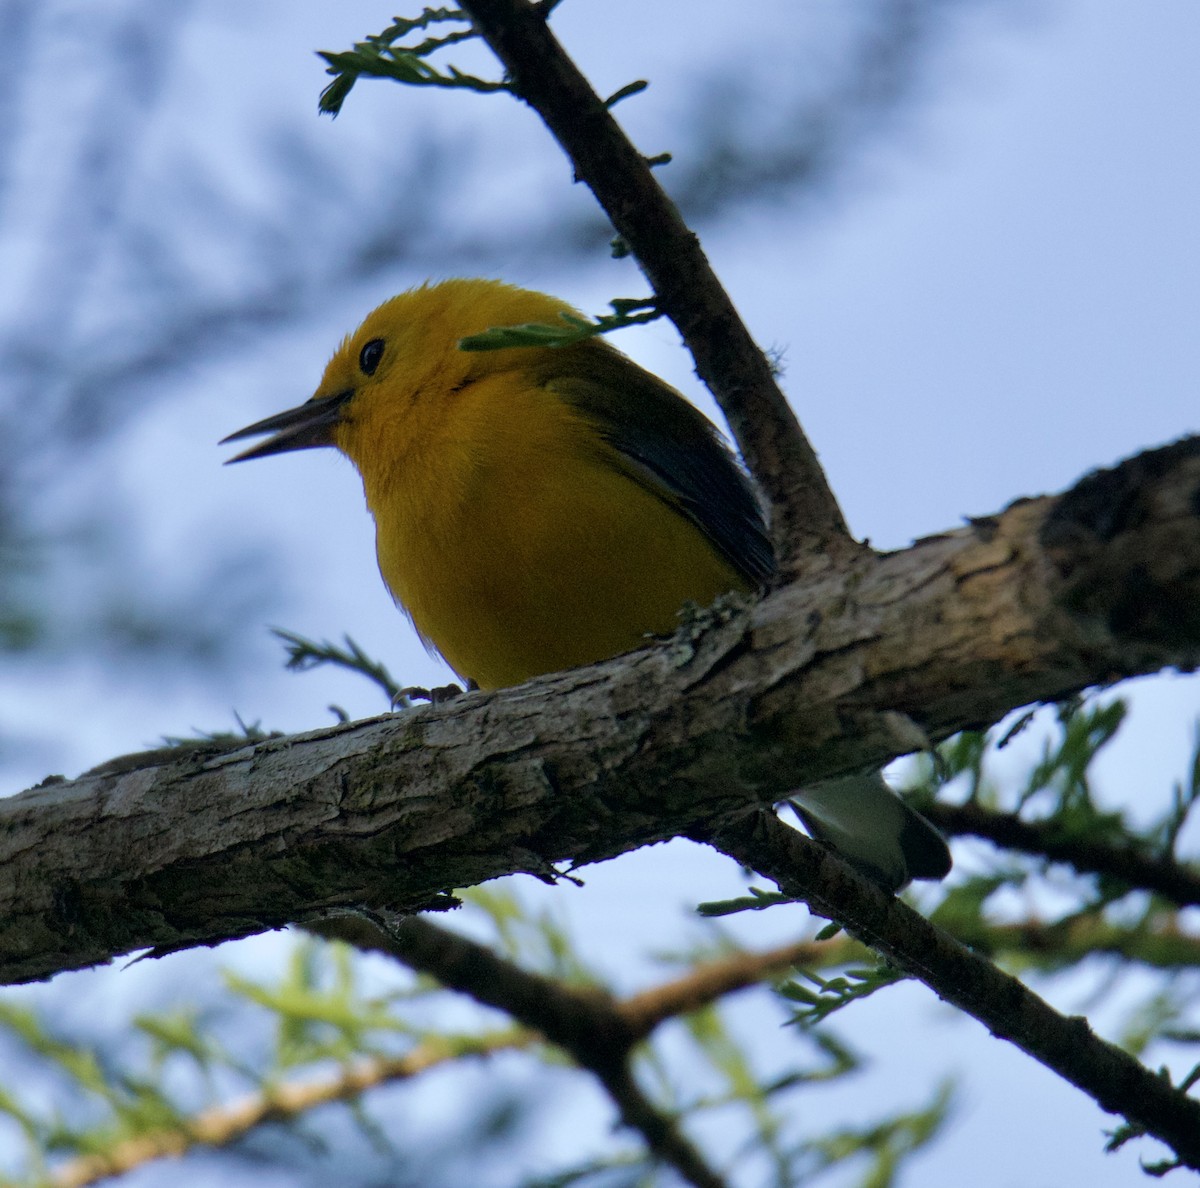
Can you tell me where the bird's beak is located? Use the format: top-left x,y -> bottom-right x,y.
219,390 -> 354,463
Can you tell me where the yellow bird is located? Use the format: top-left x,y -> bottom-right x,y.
222,278 -> 949,888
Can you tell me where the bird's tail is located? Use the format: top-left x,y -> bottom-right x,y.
789,773 -> 951,892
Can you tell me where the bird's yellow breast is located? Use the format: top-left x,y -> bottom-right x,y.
359,368 -> 747,689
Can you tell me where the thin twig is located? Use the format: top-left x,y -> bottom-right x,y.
619,937 -> 835,1039
924,800 -> 1200,907
458,0 -> 855,573
694,809 -> 1200,1170
950,913 -> 1200,971
51,1031 -> 527,1188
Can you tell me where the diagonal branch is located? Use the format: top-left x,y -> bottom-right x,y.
694,809 -> 1200,1170
458,0 -> 853,570
2,437 -> 1199,986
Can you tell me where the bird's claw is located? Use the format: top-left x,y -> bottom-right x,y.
395,683 -> 466,707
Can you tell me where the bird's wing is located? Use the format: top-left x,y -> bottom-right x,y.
543,342 -> 776,588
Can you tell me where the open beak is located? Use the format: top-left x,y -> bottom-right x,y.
220,390 -> 354,463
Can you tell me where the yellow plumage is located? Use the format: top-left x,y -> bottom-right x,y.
227,279 -> 770,689
346,286 -> 754,687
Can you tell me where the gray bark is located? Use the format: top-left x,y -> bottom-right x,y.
2,436 -> 1198,986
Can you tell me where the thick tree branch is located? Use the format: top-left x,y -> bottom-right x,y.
3,437 -> 1199,986
458,0 -> 853,569
695,809 -> 1200,1170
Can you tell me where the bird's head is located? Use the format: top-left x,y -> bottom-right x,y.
220,278 -> 580,471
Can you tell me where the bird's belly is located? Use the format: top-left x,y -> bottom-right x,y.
373,457 -> 747,689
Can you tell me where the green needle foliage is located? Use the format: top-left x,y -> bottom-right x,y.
318,8 -> 505,116
0,883 -> 944,1188
779,967 -> 907,1029
457,299 -> 663,351
272,628 -> 408,709
800,1082 -> 954,1188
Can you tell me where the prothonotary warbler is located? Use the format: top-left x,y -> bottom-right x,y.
222,278 -> 950,890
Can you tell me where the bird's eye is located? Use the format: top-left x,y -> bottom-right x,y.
359,338 -> 386,376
